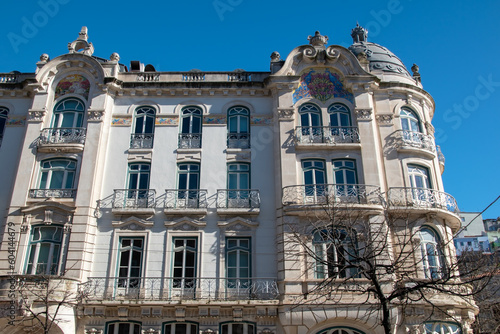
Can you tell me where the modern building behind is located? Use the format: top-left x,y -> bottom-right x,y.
0,26 -> 477,333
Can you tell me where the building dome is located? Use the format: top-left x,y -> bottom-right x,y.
348,24 -> 411,78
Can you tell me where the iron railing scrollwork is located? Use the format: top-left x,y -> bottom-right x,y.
178,133 -> 202,149
112,189 -> 156,209
295,126 -> 360,144
164,189 -> 208,209
38,128 -> 86,145
79,277 -> 279,301
29,189 -> 77,198
227,133 -> 250,149
387,187 -> 459,214
395,130 -> 435,153
216,189 -> 260,209
282,184 -> 382,206
130,133 -> 154,149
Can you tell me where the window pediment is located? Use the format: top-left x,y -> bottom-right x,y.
218,216 -> 259,230
112,216 -> 154,230
165,217 -> 206,230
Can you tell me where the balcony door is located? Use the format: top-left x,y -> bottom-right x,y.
117,237 -> 143,290
126,163 -> 151,207
228,106 -> 250,148
172,238 -> 197,292
299,104 -> 322,142
226,238 -> 251,292
302,159 -> 326,202
179,106 -> 202,148
177,163 -> 200,206
408,164 -> 431,204
227,163 -> 250,207
332,159 -> 357,198
131,106 -> 155,148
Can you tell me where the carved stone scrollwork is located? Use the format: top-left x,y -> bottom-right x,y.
143,329 -> 159,334
355,109 -> 372,120
85,329 -> 103,334
27,109 -> 46,122
325,46 -> 341,62
87,109 -> 105,122
278,108 -> 294,120
376,114 -> 393,125
302,45 -> 318,62
64,223 -> 72,233
406,324 -> 424,334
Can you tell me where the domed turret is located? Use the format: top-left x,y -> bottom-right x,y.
348,24 -> 412,80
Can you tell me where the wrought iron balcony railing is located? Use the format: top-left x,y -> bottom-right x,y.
216,189 -> 260,209
79,277 -> 279,301
227,133 -> 250,149
112,189 -> 156,209
38,127 -> 86,145
395,130 -> 435,153
164,189 -> 208,209
282,184 -> 382,206
295,126 -> 360,144
387,187 -> 459,214
130,133 -> 154,149
29,188 -> 76,198
178,133 -> 202,149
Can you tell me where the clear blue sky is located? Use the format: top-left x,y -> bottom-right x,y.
1,0 -> 499,218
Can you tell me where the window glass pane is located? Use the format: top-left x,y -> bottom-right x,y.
49,171 -> 64,189
118,323 -> 130,334
240,252 -> 249,267
228,252 -> 237,266
133,324 -> 141,334
233,324 -> 244,334
120,250 -> 130,266
175,324 -> 187,334
144,117 -> 154,133
187,239 -> 196,248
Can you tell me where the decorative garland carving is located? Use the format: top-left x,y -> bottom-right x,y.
27,109 -> 46,122
355,109 -> 372,120
376,114 -> 393,125
87,109 -> 105,121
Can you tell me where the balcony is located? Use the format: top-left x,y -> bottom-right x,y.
37,128 -> 86,152
216,189 -> 260,215
227,133 -> 250,149
29,188 -> 76,199
164,189 -> 208,214
295,126 -> 360,148
130,133 -> 154,149
79,277 -> 279,301
394,130 -> 435,156
387,187 -> 460,225
178,133 -> 202,149
282,184 -> 383,214
112,189 -> 156,215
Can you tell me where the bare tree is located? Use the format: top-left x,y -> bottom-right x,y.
281,189 -> 495,334
10,274 -> 80,334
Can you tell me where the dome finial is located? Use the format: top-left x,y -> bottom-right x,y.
351,23 -> 368,43
308,31 -> 328,47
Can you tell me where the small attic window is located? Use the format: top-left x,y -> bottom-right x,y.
144,64 -> 156,72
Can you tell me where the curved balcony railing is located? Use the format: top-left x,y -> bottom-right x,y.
295,126 -> 360,144
227,133 -> 250,149
29,188 -> 76,198
164,189 -> 208,209
395,130 -> 435,153
130,133 -> 154,149
217,189 -> 260,209
178,133 -> 202,149
38,127 -> 86,145
387,187 -> 459,214
112,189 -> 156,209
79,277 -> 279,301
282,184 -> 382,206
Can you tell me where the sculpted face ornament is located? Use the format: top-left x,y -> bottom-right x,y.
39,54 -> 49,62
110,52 -> 120,62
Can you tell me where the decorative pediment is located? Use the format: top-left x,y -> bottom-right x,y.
22,201 -> 76,215
218,217 -> 259,231
165,217 -> 206,230
112,216 -> 154,230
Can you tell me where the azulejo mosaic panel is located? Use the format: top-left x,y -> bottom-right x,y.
156,117 -> 178,125
293,68 -> 354,104
111,117 -> 132,126
55,74 -> 91,101
6,116 -> 26,126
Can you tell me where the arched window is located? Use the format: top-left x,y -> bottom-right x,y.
31,159 -> 77,198
419,227 -> 446,279
0,106 -> 8,147
328,103 -> 351,127
316,327 -> 366,334
299,104 -> 322,142
313,229 -> 359,279
408,164 -> 432,203
400,107 -> 423,145
179,106 -> 202,148
26,225 -> 64,275
221,322 -> 255,334
107,322 -> 142,334
164,322 -> 198,334
52,98 -> 85,128
131,106 -> 155,148
227,106 -> 250,148
424,322 -> 461,334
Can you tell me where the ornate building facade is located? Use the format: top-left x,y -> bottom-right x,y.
0,26 -> 476,333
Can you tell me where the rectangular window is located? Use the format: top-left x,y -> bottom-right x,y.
227,163 -> 251,207
164,323 -> 198,334
26,226 -> 63,275
172,237 -> 197,289
117,237 -> 144,288
226,238 -> 251,289
221,323 -> 255,334
177,163 -> 200,202
107,322 -> 141,334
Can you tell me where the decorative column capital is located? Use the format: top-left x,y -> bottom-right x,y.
355,108 -> 372,121
27,109 -> 46,122
87,109 -> 105,122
